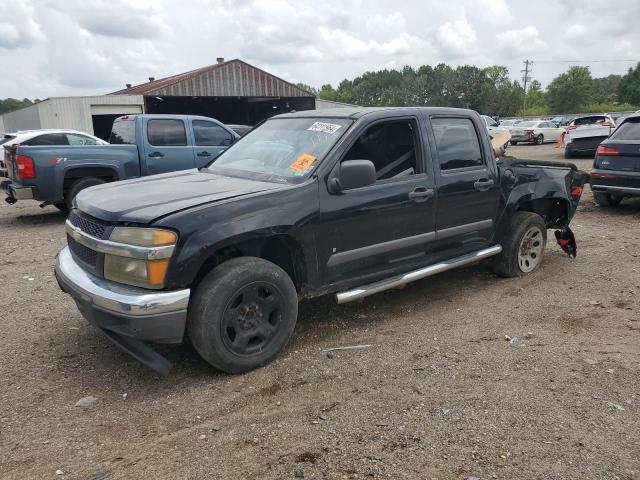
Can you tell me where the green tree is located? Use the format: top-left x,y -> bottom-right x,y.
0,98 -> 33,115
546,66 -> 593,113
526,80 -> 546,109
618,63 -> 640,105
295,83 -> 318,96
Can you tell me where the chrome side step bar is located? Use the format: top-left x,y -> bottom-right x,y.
335,245 -> 502,304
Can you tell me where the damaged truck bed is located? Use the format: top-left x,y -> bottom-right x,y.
54,107 -> 588,374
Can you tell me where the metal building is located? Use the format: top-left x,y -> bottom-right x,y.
0,58 -> 316,139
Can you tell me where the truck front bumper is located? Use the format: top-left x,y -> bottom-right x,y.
54,246 -> 190,375
2,179 -> 35,203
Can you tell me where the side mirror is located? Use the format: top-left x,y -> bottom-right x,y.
329,160 -> 376,193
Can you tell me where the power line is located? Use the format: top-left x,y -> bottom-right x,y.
533,59 -> 638,64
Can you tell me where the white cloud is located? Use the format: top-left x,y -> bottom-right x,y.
435,19 -> 478,58
563,24 -> 587,42
0,0 -> 637,98
0,0 -> 45,48
496,26 -> 548,57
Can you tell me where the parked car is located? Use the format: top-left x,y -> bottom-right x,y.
590,113 -> 640,206
1,115 -> 239,211
54,107 -> 587,375
510,120 -> 566,145
551,116 -> 571,126
226,124 -> 253,136
563,114 -> 616,158
498,119 -> 523,130
0,129 -> 106,178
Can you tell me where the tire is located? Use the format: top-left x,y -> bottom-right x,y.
54,203 -> 69,213
564,149 -> 573,159
510,140 -> 518,146
188,257 -> 298,373
535,134 -> 544,145
65,177 -> 106,210
493,211 -> 547,278
593,191 -> 623,207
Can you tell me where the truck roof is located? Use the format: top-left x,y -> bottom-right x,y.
274,106 -> 479,120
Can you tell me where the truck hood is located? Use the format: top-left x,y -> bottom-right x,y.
75,169 -> 285,223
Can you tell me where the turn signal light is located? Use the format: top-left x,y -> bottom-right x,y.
16,154 -> 35,179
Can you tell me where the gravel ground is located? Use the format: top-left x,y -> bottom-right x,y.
1,143 -> 639,479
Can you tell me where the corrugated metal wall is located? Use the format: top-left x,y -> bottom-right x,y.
0,103 -> 42,132
149,61 -> 311,98
0,95 -> 144,134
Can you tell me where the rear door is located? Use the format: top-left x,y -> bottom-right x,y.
428,115 -> 500,257
190,119 -> 235,167
143,118 -> 195,175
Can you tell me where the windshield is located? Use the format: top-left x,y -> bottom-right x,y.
517,121 -> 538,127
572,116 -> 607,126
207,117 -> 352,183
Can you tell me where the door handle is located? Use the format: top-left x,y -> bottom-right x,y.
408,187 -> 435,203
474,178 -> 495,191
148,152 -> 164,158
196,151 -> 212,157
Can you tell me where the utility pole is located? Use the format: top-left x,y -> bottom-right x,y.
521,59 -> 532,118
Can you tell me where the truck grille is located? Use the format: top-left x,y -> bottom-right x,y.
68,210 -> 108,239
68,235 -> 98,267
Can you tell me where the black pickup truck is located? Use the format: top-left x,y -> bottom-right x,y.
54,107 -> 587,375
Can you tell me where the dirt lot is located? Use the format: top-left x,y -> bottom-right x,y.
1,143 -> 639,479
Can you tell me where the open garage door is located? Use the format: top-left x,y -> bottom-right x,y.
91,104 -> 143,140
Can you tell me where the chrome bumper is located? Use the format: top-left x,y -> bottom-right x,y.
1,179 -> 34,200
55,246 -> 190,375
55,246 -> 189,317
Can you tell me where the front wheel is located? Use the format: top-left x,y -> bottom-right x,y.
188,257 -> 298,373
510,140 -> 518,146
594,191 -> 623,207
535,134 -> 544,145
493,211 -> 547,278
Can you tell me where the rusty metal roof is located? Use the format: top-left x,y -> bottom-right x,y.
110,59 -> 314,98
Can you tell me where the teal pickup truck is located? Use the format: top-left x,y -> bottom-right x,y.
1,114 -> 239,211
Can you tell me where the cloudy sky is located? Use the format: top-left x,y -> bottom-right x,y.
1,0 -> 638,99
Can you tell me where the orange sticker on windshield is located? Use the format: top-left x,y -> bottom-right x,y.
289,153 -> 317,173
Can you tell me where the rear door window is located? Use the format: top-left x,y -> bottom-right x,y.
611,119 -> 640,140
66,134 -> 99,145
22,133 -> 69,146
147,119 -> 187,146
109,119 -> 136,144
432,118 -> 484,171
192,120 -> 233,146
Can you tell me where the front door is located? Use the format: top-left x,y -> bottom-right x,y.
429,116 -> 501,256
318,117 -> 437,285
143,118 -> 195,175
191,119 -> 235,168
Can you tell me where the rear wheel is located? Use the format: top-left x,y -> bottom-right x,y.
188,257 -> 298,373
535,134 -> 544,145
593,191 -> 623,207
65,177 -> 106,210
510,140 -> 518,146
493,211 -> 547,278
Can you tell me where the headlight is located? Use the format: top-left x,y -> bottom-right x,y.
104,227 -> 177,289
109,227 -> 177,247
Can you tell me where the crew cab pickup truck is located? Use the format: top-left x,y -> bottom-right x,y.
2,114 -> 238,211
54,107 -> 587,375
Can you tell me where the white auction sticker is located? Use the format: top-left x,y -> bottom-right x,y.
307,122 -> 342,134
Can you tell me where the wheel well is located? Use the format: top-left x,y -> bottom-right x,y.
192,235 -> 307,293
517,198 -> 569,228
63,167 -> 118,193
